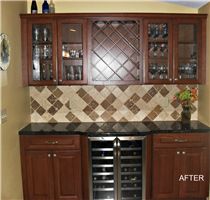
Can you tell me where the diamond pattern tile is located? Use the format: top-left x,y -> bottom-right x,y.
30,85 -> 198,123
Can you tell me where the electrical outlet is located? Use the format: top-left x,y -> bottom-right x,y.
0,109 -> 7,124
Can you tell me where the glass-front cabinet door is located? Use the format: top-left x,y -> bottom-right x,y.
174,19 -> 201,84
144,19 -> 173,84
58,19 -> 87,84
28,19 -> 57,85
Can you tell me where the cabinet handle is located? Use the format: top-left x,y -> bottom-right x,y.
169,78 -> 172,82
53,153 -> 57,157
174,139 -> 188,143
182,151 -> 186,155
48,153 -> 51,157
53,79 -> 56,83
45,141 -> 58,145
59,79 -> 62,82
176,151 -> 180,155
174,78 -> 178,81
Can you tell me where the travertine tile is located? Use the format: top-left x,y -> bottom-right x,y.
30,85 -> 198,122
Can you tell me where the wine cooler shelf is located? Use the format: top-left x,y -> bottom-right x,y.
89,136 -> 145,200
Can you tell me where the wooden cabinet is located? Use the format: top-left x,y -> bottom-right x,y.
57,19 -> 87,85
88,18 -> 142,85
23,18 -> 57,85
21,14 -> 207,85
21,16 -> 87,86
152,133 -> 209,200
144,19 -> 173,84
20,135 -> 83,200
144,17 -> 206,84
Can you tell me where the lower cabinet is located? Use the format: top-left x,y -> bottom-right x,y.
152,133 -> 209,200
20,136 -> 83,200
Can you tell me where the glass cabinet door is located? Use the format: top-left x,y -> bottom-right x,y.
89,138 -> 116,200
144,20 -> 173,83
58,19 -> 87,84
174,20 -> 201,83
29,20 -> 57,85
119,139 -> 144,200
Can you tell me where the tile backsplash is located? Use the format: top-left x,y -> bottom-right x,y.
30,85 -> 198,123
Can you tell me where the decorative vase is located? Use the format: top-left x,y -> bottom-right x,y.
181,105 -> 191,124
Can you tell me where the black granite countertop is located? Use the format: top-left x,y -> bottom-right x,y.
19,121 -> 210,136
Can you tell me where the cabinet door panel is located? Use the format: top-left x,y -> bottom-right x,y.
28,19 -> 57,85
53,151 -> 82,200
25,151 -> 54,200
57,19 -> 88,85
173,19 -> 202,84
153,148 -> 180,199
144,19 -> 173,84
179,148 -> 209,198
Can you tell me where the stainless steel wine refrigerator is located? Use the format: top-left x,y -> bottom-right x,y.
88,136 -> 146,200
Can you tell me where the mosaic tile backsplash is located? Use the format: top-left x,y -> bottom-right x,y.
30,85 -> 198,123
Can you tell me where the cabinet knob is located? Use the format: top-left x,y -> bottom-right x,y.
53,79 -> 56,83
176,151 -> 180,155
169,78 -> 172,82
174,78 -> 178,81
59,79 -> 62,82
48,153 -> 51,157
53,153 -> 57,157
182,151 -> 186,155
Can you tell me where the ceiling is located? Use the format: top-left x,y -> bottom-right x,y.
164,0 -> 209,8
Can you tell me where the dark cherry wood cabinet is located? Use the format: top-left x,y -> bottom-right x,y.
173,18 -> 206,84
144,17 -> 206,84
144,18 -> 173,84
57,19 -> 88,85
25,150 -> 54,199
20,135 -> 83,200
21,16 -> 88,86
20,13 -> 207,85
22,18 -> 57,85
88,18 -> 142,85
152,133 -> 209,200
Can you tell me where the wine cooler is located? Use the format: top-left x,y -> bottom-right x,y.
89,136 -> 146,200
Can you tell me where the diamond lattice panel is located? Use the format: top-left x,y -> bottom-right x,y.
91,20 -> 141,83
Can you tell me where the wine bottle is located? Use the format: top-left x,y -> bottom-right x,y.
31,0 -> 38,14
42,0 -> 49,14
49,0 -> 55,13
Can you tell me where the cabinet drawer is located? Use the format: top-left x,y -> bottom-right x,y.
153,133 -> 209,148
20,135 -> 81,150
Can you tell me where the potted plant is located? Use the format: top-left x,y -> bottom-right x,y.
174,88 -> 198,123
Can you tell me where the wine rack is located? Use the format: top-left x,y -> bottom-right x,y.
89,136 -> 145,200
120,140 -> 143,200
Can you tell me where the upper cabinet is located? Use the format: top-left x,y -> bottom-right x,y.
144,17 -> 206,84
57,19 -> 87,85
173,19 -> 204,84
27,19 -> 57,85
89,18 -> 142,85
144,19 -> 173,84
21,16 -> 87,86
20,14 -> 207,86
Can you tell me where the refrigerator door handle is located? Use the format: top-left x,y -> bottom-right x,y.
117,138 -> 122,200
113,138 -> 118,200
